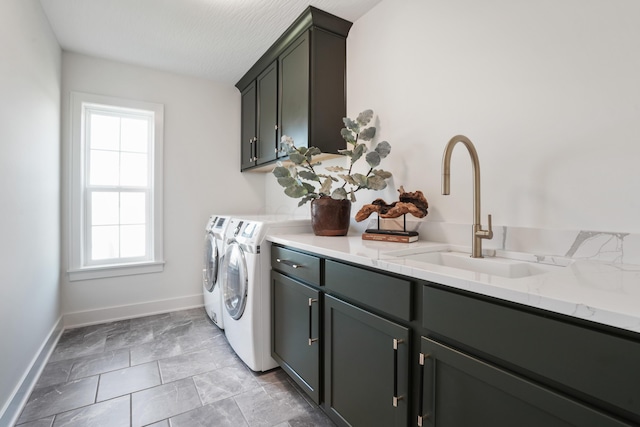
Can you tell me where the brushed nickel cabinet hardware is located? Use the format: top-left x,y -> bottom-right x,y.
308,298 -> 318,346
275,258 -> 300,269
393,338 -> 405,407
417,352 -> 431,426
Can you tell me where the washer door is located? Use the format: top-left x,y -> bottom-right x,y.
222,241 -> 248,320
203,233 -> 218,293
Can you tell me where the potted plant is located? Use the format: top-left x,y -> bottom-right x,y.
273,109 -> 392,235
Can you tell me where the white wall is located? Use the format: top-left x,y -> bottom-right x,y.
0,0 -> 61,420
267,0 -> 640,235
61,53 -> 266,325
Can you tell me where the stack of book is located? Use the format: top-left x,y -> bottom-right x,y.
361,228 -> 419,243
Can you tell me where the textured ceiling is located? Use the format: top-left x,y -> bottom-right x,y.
39,0 -> 383,84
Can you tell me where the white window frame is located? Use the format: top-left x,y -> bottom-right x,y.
68,92 -> 164,281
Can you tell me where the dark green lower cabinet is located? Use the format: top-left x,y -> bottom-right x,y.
271,271 -> 321,403
417,337 -> 630,427
324,295 -> 409,427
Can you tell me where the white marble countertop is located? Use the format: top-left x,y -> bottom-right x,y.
267,233 -> 640,335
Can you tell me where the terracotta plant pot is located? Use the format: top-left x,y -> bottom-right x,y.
310,196 -> 351,236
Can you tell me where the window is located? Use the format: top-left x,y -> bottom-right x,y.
69,92 -> 164,280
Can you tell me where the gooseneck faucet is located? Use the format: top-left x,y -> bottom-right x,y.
441,135 -> 493,258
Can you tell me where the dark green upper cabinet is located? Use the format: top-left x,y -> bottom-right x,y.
240,82 -> 256,171
236,7 -> 352,172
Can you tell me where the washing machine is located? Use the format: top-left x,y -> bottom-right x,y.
203,215 -> 231,329
221,215 -> 311,371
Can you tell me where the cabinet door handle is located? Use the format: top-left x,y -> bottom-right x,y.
417,352 -> 432,426
393,338 -> 405,407
308,298 -> 318,346
275,258 -> 301,269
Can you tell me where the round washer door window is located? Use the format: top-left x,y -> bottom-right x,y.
222,241 -> 248,320
203,233 -> 218,293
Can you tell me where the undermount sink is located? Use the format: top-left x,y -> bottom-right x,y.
387,249 -> 568,279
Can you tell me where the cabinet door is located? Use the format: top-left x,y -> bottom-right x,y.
240,82 -> 256,170
272,271 -> 321,403
417,337 -> 630,427
257,61 -> 278,164
324,295 -> 409,427
279,32 -> 309,153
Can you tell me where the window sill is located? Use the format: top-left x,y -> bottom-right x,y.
68,261 -> 165,281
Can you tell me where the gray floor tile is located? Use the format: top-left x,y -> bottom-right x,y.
131,378 -> 202,427
169,398 -> 248,427
143,420 -> 169,427
176,328 -> 226,354
15,416 -> 54,427
152,317 -> 193,340
68,349 -> 130,380
104,324 -> 154,351
17,376 -> 99,424
158,348 -> 219,384
286,408 -> 336,427
251,368 -> 290,386
49,332 -> 106,363
97,361 -> 161,401
233,380 -> 311,427
52,395 -> 130,427
193,365 -> 258,405
129,336 -> 183,366
34,359 -> 74,389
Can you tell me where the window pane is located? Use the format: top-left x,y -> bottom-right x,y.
89,114 -> 120,151
120,192 -> 146,224
121,225 -> 146,258
121,117 -> 149,153
120,152 -> 148,186
92,225 -> 119,260
91,192 -> 119,225
90,150 -> 120,185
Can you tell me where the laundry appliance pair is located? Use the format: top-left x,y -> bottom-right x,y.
203,214 -> 311,371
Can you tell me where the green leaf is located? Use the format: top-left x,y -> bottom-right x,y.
352,173 -> 368,187
356,109 -> 374,126
331,187 -> 348,200
289,152 -> 305,165
358,126 -> 376,141
285,184 -> 307,198
297,194 -> 317,206
343,118 -> 359,133
367,175 -> 388,190
349,191 -> 356,202
351,144 -> 366,163
340,128 -> 356,143
372,169 -> 392,179
306,147 -> 322,157
338,174 -> 357,186
302,182 -> 316,193
338,149 -> 353,156
298,170 -> 319,181
319,177 -> 333,195
297,146 -> 308,155
277,176 -> 298,188
375,141 -> 391,158
272,166 -> 290,178
366,151 -> 381,168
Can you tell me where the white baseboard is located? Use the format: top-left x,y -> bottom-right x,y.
63,293 -> 204,328
0,316 -> 63,427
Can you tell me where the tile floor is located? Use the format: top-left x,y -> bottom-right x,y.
15,308 -> 335,427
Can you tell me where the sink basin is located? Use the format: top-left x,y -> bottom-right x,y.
388,250 -> 567,279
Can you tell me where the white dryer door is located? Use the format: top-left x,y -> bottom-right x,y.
222,241 -> 248,320
203,233 -> 219,293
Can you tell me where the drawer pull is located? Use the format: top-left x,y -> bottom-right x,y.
276,258 -> 301,269
308,298 -> 318,346
417,352 -> 432,426
393,338 -> 405,407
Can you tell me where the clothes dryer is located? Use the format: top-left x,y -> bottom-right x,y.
203,215 -> 231,329
221,215 -> 311,371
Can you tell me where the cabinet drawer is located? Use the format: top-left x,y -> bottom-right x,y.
271,245 -> 320,287
325,260 -> 411,321
423,286 -> 640,423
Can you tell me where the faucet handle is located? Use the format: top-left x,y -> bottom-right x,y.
476,214 -> 494,239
